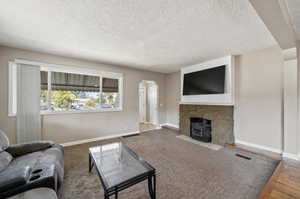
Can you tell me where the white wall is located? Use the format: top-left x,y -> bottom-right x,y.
0,46 -> 166,144
234,46 -> 284,152
165,72 -> 181,127
283,56 -> 298,155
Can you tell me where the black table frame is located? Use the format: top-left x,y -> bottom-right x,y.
89,143 -> 156,199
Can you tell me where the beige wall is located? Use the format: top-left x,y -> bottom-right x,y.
0,45 -> 287,152
165,72 -> 181,127
0,46 -> 166,144
234,46 -> 284,151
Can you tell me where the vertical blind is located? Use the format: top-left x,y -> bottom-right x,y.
17,64 -> 41,143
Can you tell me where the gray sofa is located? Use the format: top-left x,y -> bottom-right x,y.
9,188 -> 58,199
0,130 -> 64,198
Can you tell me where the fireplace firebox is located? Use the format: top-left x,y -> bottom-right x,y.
190,117 -> 212,143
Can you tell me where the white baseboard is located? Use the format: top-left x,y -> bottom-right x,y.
282,152 -> 300,161
160,123 -> 179,129
235,139 -> 282,154
61,131 -> 140,147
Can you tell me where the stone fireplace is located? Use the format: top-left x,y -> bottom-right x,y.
180,104 -> 234,146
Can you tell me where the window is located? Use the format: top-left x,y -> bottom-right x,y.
9,60 -> 123,115
46,71 -> 101,111
101,78 -> 119,109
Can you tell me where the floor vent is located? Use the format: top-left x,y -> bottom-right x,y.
235,153 -> 252,160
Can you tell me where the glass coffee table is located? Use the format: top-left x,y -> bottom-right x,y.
89,142 -> 156,199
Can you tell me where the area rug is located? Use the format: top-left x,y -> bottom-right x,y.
59,129 -> 280,199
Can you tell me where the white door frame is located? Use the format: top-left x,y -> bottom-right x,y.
148,82 -> 158,125
139,84 -> 147,123
139,80 -> 159,125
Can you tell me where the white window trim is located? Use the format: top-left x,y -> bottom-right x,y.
8,59 -> 124,116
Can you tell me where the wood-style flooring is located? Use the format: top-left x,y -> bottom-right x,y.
258,159 -> 300,199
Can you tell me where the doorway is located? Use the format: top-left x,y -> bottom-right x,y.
139,80 -> 159,132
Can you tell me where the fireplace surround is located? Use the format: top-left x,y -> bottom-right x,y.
180,104 -> 234,146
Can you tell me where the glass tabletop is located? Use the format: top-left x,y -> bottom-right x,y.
89,142 -> 154,190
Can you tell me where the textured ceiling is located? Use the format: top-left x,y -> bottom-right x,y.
285,0 -> 300,40
0,0 -> 276,73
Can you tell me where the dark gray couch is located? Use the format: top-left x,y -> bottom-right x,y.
0,130 -> 64,198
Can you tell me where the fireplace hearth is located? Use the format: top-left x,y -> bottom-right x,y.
190,118 -> 212,143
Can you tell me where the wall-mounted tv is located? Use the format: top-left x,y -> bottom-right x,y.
183,65 -> 226,95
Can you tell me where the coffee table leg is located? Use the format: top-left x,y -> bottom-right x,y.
115,189 -> 118,199
148,175 -> 156,199
88,153 -> 94,172
153,174 -> 156,199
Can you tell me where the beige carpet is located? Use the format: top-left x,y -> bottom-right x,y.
60,129 -> 279,199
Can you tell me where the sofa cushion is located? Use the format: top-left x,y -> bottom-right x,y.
9,151 -> 42,169
0,151 -> 13,172
0,166 -> 31,193
0,130 -> 9,152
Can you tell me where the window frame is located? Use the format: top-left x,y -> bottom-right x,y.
8,59 -> 123,116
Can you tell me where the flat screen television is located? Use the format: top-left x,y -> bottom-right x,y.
183,65 -> 226,95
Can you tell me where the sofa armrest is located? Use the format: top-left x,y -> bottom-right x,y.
6,141 -> 54,157
0,166 -> 31,193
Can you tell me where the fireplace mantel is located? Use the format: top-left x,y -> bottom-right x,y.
179,104 -> 234,146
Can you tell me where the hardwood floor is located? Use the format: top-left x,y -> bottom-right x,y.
259,159 -> 300,199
